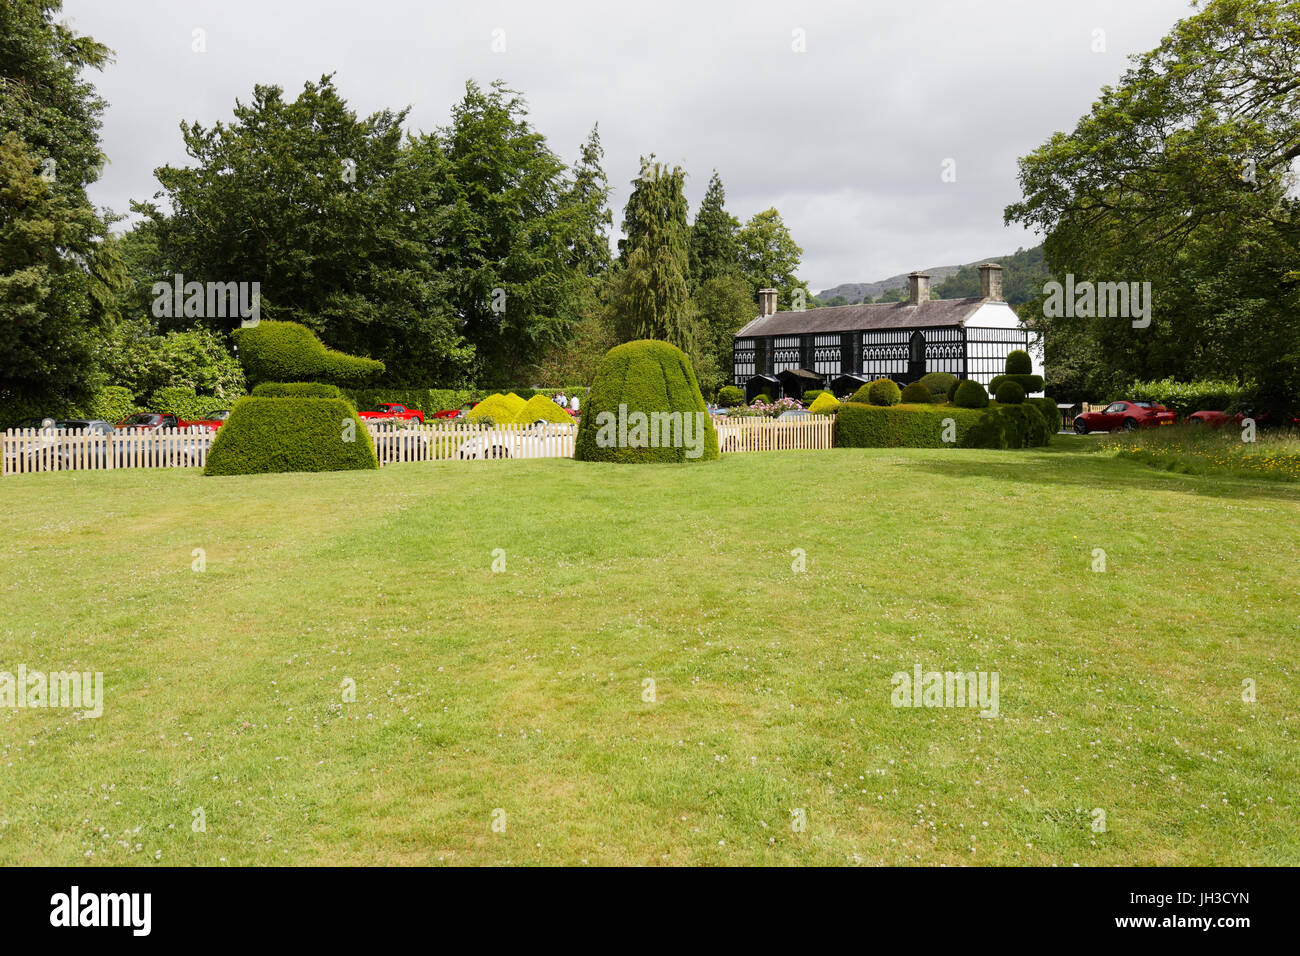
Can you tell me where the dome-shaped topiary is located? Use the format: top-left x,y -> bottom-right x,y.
1005,349 -> 1033,375
717,385 -> 745,408
750,393 -> 771,406
516,394 -> 573,424
866,378 -> 901,406
467,393 -> 521,424
952,379 -> 990,409
808,392 -> 841,415
919,372 -> 958,399
994,381 -> 1025,405
900,382 -> 932,404
849,384 -> 873,404
575,340 -> 718,463
232,321 -> 385,386
204,396 -> 378,475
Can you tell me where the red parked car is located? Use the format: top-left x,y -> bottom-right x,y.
1073,400 -> 1176,434
180,409 -> 230,431
1186,404 -> 1299,429
115,413 -> 180,431
356,403 -> 425,424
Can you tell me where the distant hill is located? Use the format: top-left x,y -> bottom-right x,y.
817,245 -> 1048,307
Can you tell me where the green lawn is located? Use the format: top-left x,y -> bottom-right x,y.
1,440 -> 1297,865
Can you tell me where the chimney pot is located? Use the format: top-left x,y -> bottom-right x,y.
979,263 -> 1004,301
758,288 -> 778,317
908,272 -> 931,306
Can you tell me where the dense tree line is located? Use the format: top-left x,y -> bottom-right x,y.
0,0 -> 813,413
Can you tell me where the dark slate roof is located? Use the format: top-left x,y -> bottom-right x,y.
734,297 -> 986,337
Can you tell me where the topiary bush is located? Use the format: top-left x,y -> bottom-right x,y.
900,382 -> 932,404
252,382 -> 342,399
990,373 -> 1045,395
750,393 -> 771,406
966,404 -> 1053,449
952,379 -> 990,409
1006,349 -> 1033,375
808,392 -> 841,415
994,381 -> 1025,405
717,385 -> 745,408
466,393 -> 521,425
835,403 -> 986,447
801,389 -> 827,405
1027,397 -> 1061,433
232,321 -> 385,387
866,378 -> 902,406
516,394 -> 573,424
574,339 -> 718,464
919,372 -> 958,399
203,396 -> 378,475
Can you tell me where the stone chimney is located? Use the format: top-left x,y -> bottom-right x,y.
979,263 -> 1004,301
758,288 -> 778,317
908,272 -> 931,306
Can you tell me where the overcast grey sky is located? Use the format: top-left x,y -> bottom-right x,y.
64,0 -> 1193,292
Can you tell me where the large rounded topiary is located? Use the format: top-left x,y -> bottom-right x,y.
467,393 -> 527,424
808,392 -> 841,415
952,379 -> 990,409
574,340 -> 718,463
866,378 -> 901,406
516,394 -> 573,424
1006,349 -> 1033,375
994,381 -> 1025,405
204,396 -> 378,475
919,372 -> 958,399
900,382 -> 932,404
232,321 -> 385,386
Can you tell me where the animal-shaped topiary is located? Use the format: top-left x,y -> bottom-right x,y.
233,321 -> 385,387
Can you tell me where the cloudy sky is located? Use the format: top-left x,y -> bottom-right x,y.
64,0 -> 1193,293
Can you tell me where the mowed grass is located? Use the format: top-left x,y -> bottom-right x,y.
0,441 -> 1297,866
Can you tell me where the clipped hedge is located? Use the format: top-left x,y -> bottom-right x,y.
900,382 -> 932,404
203,397 -> 378,475
994,381 -> 1025,405
966,403 -> 1053,449
516,394 -> 573,424
808,392 -> 841,415
1006,349 -> 1033,375
952,379 -> 990,409
1027,397 -> 1061,433
990,373 -> 1045,395
919,372 -> 958,398
252,382 -> 342,399
750,393 -> 771,406
575,339 -> 718,464
233,321 -> 385,387
1125,377 -> 1250,414
77,386 -> 141,425
717,385 -> 745,408
148,386 -> 213,422
801,389 -> 828,405
835,402 -> 986,448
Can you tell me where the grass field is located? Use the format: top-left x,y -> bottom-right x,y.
1,439 -> 1297,865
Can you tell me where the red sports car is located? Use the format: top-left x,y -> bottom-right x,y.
181,409 -> 230,431
356,403 -> 424,424
1073,400 -> 1176,434
1186,404 -> 1298,429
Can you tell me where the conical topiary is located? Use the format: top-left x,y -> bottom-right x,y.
574,340 -> 718,463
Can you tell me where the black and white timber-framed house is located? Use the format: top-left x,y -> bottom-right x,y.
732,263 -> 1044,402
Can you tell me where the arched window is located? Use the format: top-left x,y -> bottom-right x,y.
909,330 -> 926,363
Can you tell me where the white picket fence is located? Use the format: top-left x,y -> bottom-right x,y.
0,422 -> 580,475
713,416 -> 835,453
3,415 -> 836,475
